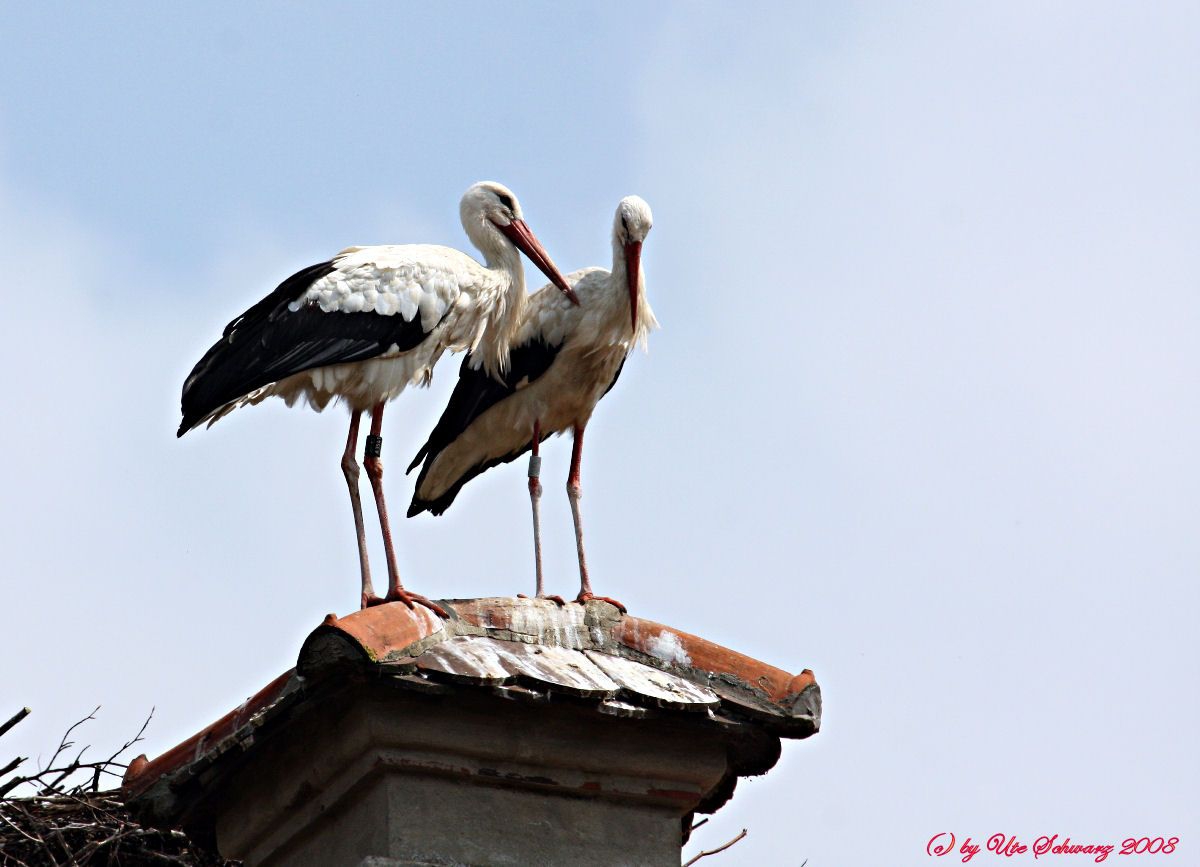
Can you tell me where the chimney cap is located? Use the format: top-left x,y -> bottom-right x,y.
123,597 -> 820,829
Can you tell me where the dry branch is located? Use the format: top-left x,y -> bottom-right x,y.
683,828 -> 748,866
1,706 -> 238,866
0,708 -> 31,741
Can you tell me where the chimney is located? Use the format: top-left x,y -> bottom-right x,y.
123,598 -> 820,866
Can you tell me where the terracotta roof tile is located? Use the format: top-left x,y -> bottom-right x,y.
123,597 -> 820,809
123,669 -> 296,797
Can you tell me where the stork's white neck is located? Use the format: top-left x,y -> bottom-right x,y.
609,236 -> 629,284
473,241 -> 528,378
610,235 -> 656,347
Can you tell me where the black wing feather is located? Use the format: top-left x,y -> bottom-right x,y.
178,261 -> 439,435
601,358 -> 626,399
406,336 -> 563,517
408,438 -> 548,518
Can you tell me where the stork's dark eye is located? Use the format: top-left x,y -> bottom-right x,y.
621,214 -> 629,231
496,192 -> 515,211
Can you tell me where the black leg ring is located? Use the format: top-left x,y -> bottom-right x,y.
365,435 -> 383,458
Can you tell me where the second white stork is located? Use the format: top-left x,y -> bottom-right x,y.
406,196 -> 657,611
178,181 -> 579,615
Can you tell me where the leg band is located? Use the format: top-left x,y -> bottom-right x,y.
365,435 -> 383,459
527,454 -> 542,478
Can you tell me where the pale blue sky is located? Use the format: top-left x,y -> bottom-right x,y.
2,3 -> 1197,864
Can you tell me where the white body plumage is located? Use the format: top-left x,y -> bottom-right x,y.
180,181 -> 577,433
232,244 -> 509,417
178,181 -> 579,612
469,266 -> 655,454
412,196 -> 658,506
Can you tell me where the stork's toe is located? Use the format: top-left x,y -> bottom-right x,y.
385,589 -> 449,619
575,592 -> 626,614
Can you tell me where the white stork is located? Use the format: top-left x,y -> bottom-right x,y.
178,181 -> 579,615
407,196 -> 656,611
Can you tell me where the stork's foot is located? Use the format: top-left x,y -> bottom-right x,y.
518,593 -> 567,606
575,591 -> 627,614
389,589 -> 450,618
363,589 -> 449,618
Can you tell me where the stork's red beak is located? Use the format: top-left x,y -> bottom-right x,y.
624,240 -> 642,333
498,219 -> 580,306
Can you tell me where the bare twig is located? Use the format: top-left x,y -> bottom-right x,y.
99,707 -> 153,770
0,706 -> 152,800
689,817 -> 710,832
683,828 -> 748,866
40,757 -> 84,796
0,773 -> 27,798
38,706 -> 99,776
0,707 -> 32,740
0,706 -> 237,864
0,808 -> 44,844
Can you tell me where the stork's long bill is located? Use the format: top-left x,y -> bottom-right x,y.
625,240 -> 642,332
497,219 -> 581,306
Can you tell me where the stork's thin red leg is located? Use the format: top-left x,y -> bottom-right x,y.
362,402 -> 447,618
567,424 -> 626,613
519,420 -> 564,606
341,411 -> 378,609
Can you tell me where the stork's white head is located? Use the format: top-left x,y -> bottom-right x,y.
614,195 -> 653,246
613,195 -> 653,332
460,181 -> 523,235
459,181 -> 578,304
